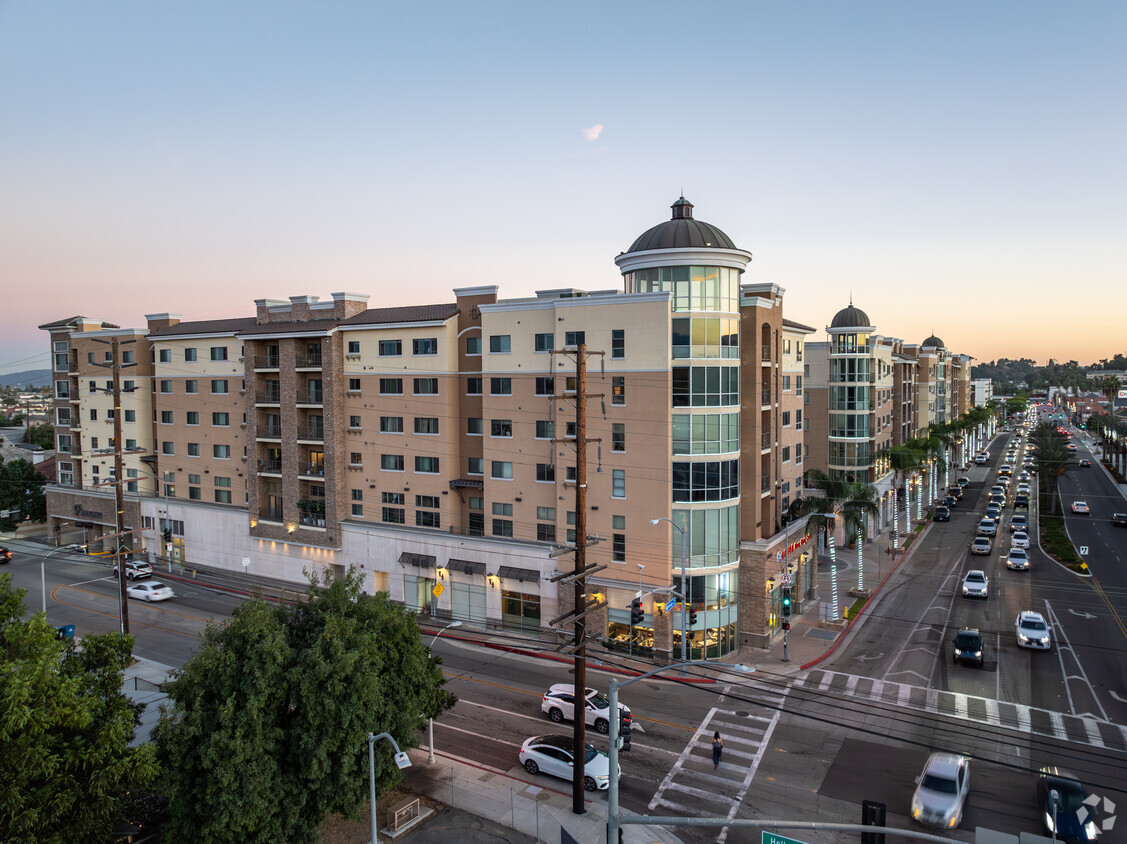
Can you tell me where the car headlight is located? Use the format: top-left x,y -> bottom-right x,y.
1040,637 -> 1050,644
596,773 -> 608,781
974,651 -> 982,657
1018,633 -> 1029,642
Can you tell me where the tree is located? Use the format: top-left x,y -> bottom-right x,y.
0,574 -> 156,843
878,440 -> 927,548
24,423 -> 55,451
0,458 -> 48,528
154,568 -> 455,844
796,470 -> 854,620
839,481 -> 880,590
1028,423 -> 1076,515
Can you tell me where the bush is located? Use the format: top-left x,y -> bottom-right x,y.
1039,516 -> 1083,568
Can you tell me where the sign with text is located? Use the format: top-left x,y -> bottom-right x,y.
763,833 -> 807,844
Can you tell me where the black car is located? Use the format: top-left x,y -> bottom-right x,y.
1036,767 -> 1099,843
934,506 -> 951,522
943,495 -> 957,507
0,546 -> 11,564
947,486 -> 963,500
1014,495 -> 1030,509
1112,513 -> 1127,527
953,628 -> 984,667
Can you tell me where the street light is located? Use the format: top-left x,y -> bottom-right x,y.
367,732 -> 411,844
426,620 -> 461,764
649,518 -> 688,670
40,544 -> 85,617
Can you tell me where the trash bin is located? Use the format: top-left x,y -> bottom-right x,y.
55,624 -> 76,640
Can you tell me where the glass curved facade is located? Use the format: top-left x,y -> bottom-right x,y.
672,412 -> 740,455
626,266 -> 741,313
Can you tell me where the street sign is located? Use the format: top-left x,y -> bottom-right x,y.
242,556 -> 250,568
1080,546 -> 1088,556
781,572 -> 793,585
432,583 -> 444,598
665,599 -> 676,614
763,833 -> 807,844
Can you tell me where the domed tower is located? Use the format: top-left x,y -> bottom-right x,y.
616,198 -> 752,659
826,302 -> 879,481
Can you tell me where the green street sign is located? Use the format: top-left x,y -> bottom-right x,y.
763,833 -> 807,844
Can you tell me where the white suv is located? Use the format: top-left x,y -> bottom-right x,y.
540,684 -> 630,735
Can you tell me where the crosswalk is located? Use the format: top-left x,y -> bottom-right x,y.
648,686 -> 787,843
796,669 -> 1127,752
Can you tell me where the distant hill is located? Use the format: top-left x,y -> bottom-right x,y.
0,369 -> 51,389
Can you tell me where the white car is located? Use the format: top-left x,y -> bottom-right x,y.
962,570 -> 989,598
1071,501 -> 1090,514
519,734 -> 617,791
976,518 -> 997,536
1011,531 -> 1030,549
1004,547 -> 1030,571
970,536 -> 993,556
975,454 -> 988,465
540,684 -> 630,735
1016,611 -> 1051,650
126,580 -> 175,602
912,752 -> 970,828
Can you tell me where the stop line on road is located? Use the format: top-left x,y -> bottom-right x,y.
797,669 -> 1127,752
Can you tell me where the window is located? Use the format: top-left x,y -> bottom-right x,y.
413,377 -> 438,395
613,516 -> 626,561
414,456 -> 439,473
490,377 -> 511,396
349,415 -> 361,429
782,411 -> 791,427
379,339 -> 402,356
160,410 -> 173,424
188,443 -> 200,457
468,457 -> 484,475
350,453 -> 363,467
383,507 -> 405,524
534,333 -> 554,352
382,492 -> 405,505
565,331 -> 585,347
782,446 -> 791,462
489,335 -> 511,353
210,346 -> 228,361
121,350 -> 134,364
671,366 -> 739,407
537,523 -> 556,542
351,503 -> 364,517
796,409 -> 803,427
535,420 -> 554,439
491,461 -> 513,479
612,329 -> 624,359
782,375 -> 791,391
536,463 -> 555,482
162,442 -> 174,455
159,349 -> 172,363
380,416 -> 403,433
796,375 -> 803,395
212,412 -> 230,426
379,378 -> 403,395
491,419 -> 513,437
213,444 -> 231,459
347,340 -> 360,354
466,377 -> 482,395
186,411 -> 199,425
612,469 -> 625,498
122,380 -> 135,392
381,454 -> 404,471
672,459 -> 741,502
54,380 -> 69,399
160,380 -> 172,394
211,379 -> 228,395
535,377 -> 554,396
612,376 -> 625,405
610,423 -> 625,451
415,417 -> 440,435
417,496 -> 440,509
413,338 -> 437,355
185,379 -> 198,394
124,409 -> 136,423
492,519 -> 513,537
565,466 -> 577,482
348,378 -> 361,392
416,511 -> 440,528
565,422 -> 577,439
467,417 -> 483,435
466,336 -> 481,355
189,486 -> 201,501
566,511 -> 576,543
185,348 -> 198,362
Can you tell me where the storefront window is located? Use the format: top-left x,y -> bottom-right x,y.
501,589 -> 541,632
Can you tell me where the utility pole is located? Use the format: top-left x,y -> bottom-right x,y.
572,342 -> 588,815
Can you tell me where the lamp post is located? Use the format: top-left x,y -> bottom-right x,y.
40,543 -> 85,617
649,517 -> 688,670
367,732 -> 411,844
426,620 -> 462,764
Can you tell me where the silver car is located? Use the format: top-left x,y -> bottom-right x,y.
519,734 -> 617,791
1004,547 -> 1030,571
976,519 -> 997,536
912,752 -> 970,828
1011,531 -> 1030,549
1016,611 -> 1051,650
962,570 -> 989,598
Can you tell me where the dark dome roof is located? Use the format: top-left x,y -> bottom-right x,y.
626,197 -> 738,253
830,304 -> 871,328
923,334 -> 945,348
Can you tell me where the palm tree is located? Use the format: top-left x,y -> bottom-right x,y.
879,440 -> 927,548
840,481 -> 880,590
795,469 -> 852,621
1028,423 -> 1076,515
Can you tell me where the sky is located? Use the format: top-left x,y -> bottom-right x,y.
2,1 -> 1125,377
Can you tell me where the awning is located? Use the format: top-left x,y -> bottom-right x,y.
446,558 -> 486,576
398,552 -> 436,569
497,565 -> 539,583
449,478 -> 485,490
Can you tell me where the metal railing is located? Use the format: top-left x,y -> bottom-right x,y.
299,425 -> 324,440
296,353 -> 323,368
260,422 -> 282,437
761,389 -> 771,406
299,513 -> 326,528
255,388 -> 281,403
259,507 -> 283,522
254,354 -> 280,369
761,345 -> 771,362
260,460 -> 282,473
300,463 -> 325,477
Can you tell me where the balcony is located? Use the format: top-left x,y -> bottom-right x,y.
761,345 -> 771,363
299,463 -> 325,478
297,388 -> 323,406
258,422 -> 282,438
761,389 -> 771,407
299,512 -> 326,529
761,433 -> 771,450
254,354 -> 281,370
761,474 -> 771,493
255,387 -> 281,404
295,352 -> 323,369
297,424 -> 324,441
259,507 -> 283,523
259,459 -> 282,475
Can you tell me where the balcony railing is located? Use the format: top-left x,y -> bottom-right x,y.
298,425 -> 324,440
254,354 -> 281,369
295,353 -> 323,368
761,345 -> 771,363
761,433 -> 771,448
260,422 -> 282,437
259,459 -> 282,474
299,513 -> 326,528
259,507 -> 283,522
255,388 -> 281,403
761,389 -> 771,406
761,474 -> 771,493
298,389 -> 324,404
300,463 -> 325,477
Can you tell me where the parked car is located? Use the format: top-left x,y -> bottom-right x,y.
952,629 -> 984,667
541,684 -> 630,735
962,570 -> 989,598
1036,767 -> 1099,843
934,506 -> 951,522
113,560 -> 153,581
1016,611 -> 1051,650
1071,501 -> 1090,514
1112,513 -> 1127,527
1004,547 -> 1030,571
0,546 -> 11,564
957,477 -> 970,487
1011,530 -> 1030,549
947,486 -> 963,500
971,536 -> 993,555
125,581 -> 175,602
943,495 -> 957,508
912,752 -> 971,828
519,735 -> 616,791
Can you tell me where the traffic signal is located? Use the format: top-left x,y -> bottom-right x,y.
619,709 -> 632,751
630,598 -> 643,625
783,621 -> 790,631
781,587 -> 792,618
163,528 -> 172,542
688,605 -> 698,626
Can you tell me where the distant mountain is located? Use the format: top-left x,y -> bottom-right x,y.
0,369 -> 51,389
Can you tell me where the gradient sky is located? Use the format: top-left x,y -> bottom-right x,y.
2,1 -> 1125,378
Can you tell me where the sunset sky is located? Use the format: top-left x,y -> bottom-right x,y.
2,1 -> 1124,378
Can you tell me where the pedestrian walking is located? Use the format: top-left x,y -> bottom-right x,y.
712,731 -> 723,769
